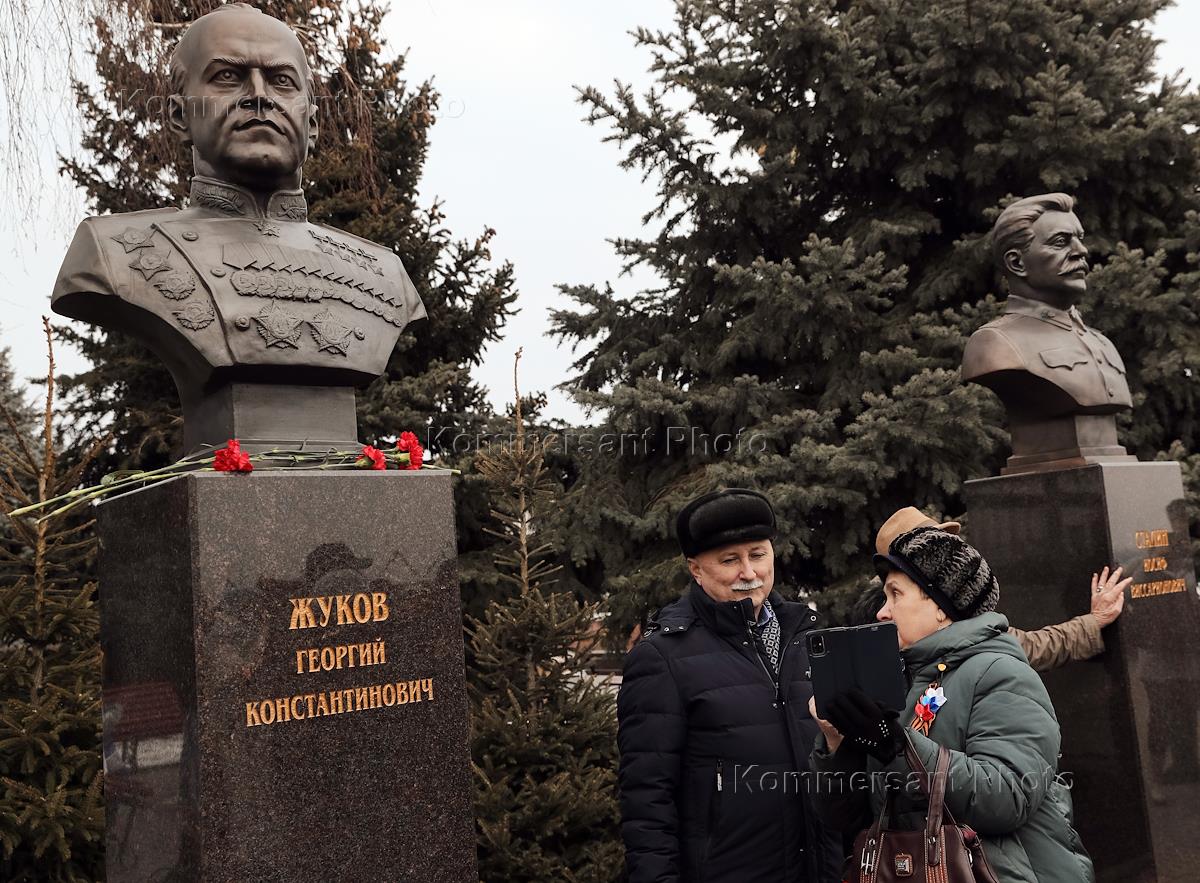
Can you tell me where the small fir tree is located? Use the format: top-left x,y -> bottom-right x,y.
0,346 -> 36,454
0,321 -> 105,882
468,352 -> 623,882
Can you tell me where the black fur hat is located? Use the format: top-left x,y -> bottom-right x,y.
873,526 -> 999,620
676,488 -> 776,558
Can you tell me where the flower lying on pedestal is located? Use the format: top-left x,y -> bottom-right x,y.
213,438 -> 254,473
395,431 -> 424,470
8,431 -> 437,523
358,445 -> 387,471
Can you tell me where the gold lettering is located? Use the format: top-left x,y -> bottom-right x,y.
1135,530 -> 1171,550
372,592 -> 390,622
353,593 -> 371,624
1144,557 -> 1168,573
244,678 -> 434,728
296,641 -> 389,674
336,594 -> 354,625
316,595 -> 335,627
288,597 -> 316,630
1131,578 -> 1187,599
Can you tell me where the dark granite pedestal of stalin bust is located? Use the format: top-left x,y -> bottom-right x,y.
965,464 -> 1200,883
962,195 -> 1200,882
98,471 -> 475,883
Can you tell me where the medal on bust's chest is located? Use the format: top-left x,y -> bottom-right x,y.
911,662 -> 948,736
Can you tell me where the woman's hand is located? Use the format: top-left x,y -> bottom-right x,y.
824,689 -> 904,763
1091,565 -> 1131,628
808,696 -> 844,753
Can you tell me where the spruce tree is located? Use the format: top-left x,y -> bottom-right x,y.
552,0 -> 1200,635
0,345 -> 36,455
0,323 -> 104,882
468,353 -> 623,882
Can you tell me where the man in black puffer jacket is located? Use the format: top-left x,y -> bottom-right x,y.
617,488 -> 842,882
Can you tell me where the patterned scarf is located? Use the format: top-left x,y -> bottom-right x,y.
756,598 -> 781,675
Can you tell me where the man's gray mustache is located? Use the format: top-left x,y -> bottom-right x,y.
731,579 -> 765,592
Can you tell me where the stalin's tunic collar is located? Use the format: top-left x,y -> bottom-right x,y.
1003,294 -> 1086,332
188,176 -> 308,222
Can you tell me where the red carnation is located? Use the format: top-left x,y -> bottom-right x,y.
393,429 -> 423,470
214,439 -> 253,473
359,445 -> 387,471
405,441 -> 424,470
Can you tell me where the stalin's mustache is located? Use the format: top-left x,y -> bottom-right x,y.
1060,260 -> 1089,276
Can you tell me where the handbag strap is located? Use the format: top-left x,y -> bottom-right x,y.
865,776 -> 897,842
899,730 -> 956,867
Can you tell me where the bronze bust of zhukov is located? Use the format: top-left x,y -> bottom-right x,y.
52,4 -> 425,453
962,193 -> 1134,474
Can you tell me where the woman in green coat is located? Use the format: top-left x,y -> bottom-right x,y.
807,526 -> 1110,882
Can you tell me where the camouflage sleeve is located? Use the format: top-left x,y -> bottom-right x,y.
1011,614 -> 1105,673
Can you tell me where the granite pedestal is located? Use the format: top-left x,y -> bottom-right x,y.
965,462 -> 1200,883
98,471 -> 476,882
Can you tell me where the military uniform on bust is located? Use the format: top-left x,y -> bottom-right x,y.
962,294 -> 1131,414
53,177 -> 424,452
50,4 -> 426,454
962,193 -> 1135,474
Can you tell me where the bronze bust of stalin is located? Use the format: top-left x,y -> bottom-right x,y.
962,193 -> 1134,474
52,4 -> 425,452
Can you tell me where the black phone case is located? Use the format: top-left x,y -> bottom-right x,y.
807,623 -> 907,720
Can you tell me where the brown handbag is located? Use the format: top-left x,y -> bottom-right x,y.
844,733 -> 999,883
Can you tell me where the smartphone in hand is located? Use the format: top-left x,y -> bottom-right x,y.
807,623 -> 907,719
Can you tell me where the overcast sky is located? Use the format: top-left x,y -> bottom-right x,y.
1,0 -> 1197,424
